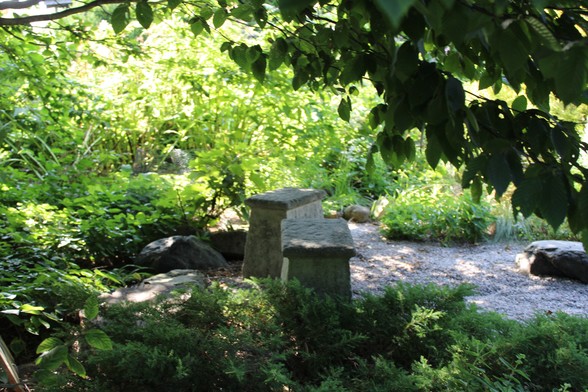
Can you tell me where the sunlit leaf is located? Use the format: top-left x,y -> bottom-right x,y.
66,354 -> 87,378
83,296 -> 99,321
36,337 -> 64,354
84,329 -> 113,350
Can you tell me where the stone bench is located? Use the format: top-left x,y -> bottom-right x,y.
242,188 -> 326,278
281,218 -> 355,299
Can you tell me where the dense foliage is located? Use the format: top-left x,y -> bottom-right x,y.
32,280 -> 588,391
1,1 -> 588,390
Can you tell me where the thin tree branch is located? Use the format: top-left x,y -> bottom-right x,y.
0,0 -> 125,25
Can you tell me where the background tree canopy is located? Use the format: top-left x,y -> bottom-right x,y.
1,0 -> 588,242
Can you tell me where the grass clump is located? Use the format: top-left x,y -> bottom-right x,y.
34,280 -> 588,392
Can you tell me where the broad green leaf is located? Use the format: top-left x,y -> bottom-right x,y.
20,304 -> 44,315
245,45 -> 261,65
66,354 -> 87,378
551,127 -> 572,160
200,5 -> 213,20
136,1 -> 153,29
36,345 -> 68,371
36,337 -> 64,354
213,8 -> 228,28
168,0 -> 181,10
496,26 -> 528,78
111,4 -> 130,34
374,0 -> 417,29
511,95 -> 527,112
339,54 -> 366,85
578,183 -> 588,230
486,153 -> 511,197
445,77 -> 465,113
539,47 -> 588,104
251,55 -> 266,83
512,176 -> 541,217
278,0 -> 315,21
338,97 -> 351,122
425,131 -> 443,168
84,329 -> 113,350
268,38 -> 288,70
539,172 -> 568,229
190,19 -> 209,36
394,42 -> 418,81
83,296 -> 99,321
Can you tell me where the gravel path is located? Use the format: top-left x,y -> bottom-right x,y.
349,222 -> 588,321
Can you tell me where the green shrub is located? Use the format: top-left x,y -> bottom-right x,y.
34,280 -> 588,391
381,188 -> 494,244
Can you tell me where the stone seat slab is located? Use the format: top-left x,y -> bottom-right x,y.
245,187 -> 326,210
281,218 -> 355,299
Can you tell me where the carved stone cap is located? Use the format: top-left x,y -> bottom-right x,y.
245,187 -> 326,210
282,218 -> 356,258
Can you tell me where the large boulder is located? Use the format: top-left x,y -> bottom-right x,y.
516,240 -> 588,283
136,235 -> 229,273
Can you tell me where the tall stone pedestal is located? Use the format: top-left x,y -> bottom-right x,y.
242,188 -> 326,278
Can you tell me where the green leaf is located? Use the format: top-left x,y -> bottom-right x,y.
339,54 -> 366,85
445,77 -> 465,113
84,329 -> 113,350
168,0 -> 181,10
213,8 -> 228,28
66,354 -> 87,378
251,55 -> 266,83
190,19 -> 205,37
136,1 -> 153,29
511,95 -> 527,112
394,42 -> 419,81
486,154 -> 511,197
20,304 -> 44,315
36,345 -> 68,371
111,4 -> 130,34
36,337 -> 64,354
83,296 -> 99,321
278,0 -> 315,21
338,97 -> 351,122
268,38 -> 288,71
425,131 -> 443,168
512,175 -> 541,217
539,172 -> 568,230
374,0 -> 418,29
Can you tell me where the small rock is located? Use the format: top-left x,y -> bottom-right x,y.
136,235 -> 229,273
516,240 -> 588,283
343,205 -> 371,223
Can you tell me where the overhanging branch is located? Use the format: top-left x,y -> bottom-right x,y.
0,0 -> 126,25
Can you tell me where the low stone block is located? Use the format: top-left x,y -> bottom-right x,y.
281,218 -> 355,299
242,188 -> 326,278
516,240 -> 588,283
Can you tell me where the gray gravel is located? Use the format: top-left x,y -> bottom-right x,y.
349,222 -> 588,321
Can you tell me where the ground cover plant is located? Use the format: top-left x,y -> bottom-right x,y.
28,280 -> 588,391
